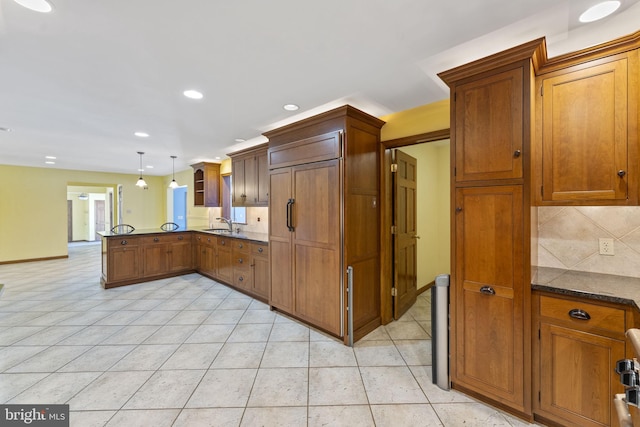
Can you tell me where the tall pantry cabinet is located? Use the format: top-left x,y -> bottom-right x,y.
264,105 -> 385,344
439,40 -> 543,418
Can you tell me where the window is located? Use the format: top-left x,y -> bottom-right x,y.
221,174 -> 246,224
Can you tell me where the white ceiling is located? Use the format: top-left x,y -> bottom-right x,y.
1,0 -> 639,176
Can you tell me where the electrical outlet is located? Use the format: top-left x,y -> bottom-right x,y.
599,238 -> 614,256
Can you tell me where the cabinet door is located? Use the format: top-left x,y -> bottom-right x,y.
256,151 -> 269,205
216,238 -> 232,283
454,67 -> 523,182
232,158 -> 246,206
540,56 -> 630,203
292,160 -> 341,336
539,323 -> 625,427
169,239 -> 192,272
252,254 -> 269,299
108,244 -> 141,282
454,185 -> 524,407
244,155 -> 258,205
269,168 -> 293,311
143,242 -> 169,276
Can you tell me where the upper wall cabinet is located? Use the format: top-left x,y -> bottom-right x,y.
228,143 -> 269,207
533,38 -> 639,206
191,162 -> 221,207
453,66 -> 524,182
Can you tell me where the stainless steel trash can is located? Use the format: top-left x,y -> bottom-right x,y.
432,274 -> 450,390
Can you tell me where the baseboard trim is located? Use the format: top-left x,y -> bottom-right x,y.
0,255 -> 68,265
418,279 -> 435,295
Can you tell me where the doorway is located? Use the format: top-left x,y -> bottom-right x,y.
172,186 -> 188,230
381,129 -> 451,322
94,200 -> 105,240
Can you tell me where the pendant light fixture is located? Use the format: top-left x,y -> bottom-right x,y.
136,151 -> 148,188
169,155 -> 179,189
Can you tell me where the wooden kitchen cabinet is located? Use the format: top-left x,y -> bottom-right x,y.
229,143 -> 268,207
453,67 -> 524,182
191,162 -> 221,207
231,239 -> 252,292
534,292 -> 627,427
454,184 -> 525,409
251,242 -> 269,300
216,236 -> 233,284
194,233 -> 216,278
265,105 -> 384,343
105,236 -> 141,284
439,40 -> 540,417
141,233 -> 193,277
535,49 -> 639,205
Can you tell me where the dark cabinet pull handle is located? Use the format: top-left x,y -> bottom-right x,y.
153,237 -> 159,242
286,198 -> 295,232
120,240 -> 128,245
239,243 -> 243,249
455,207 -> 462,213
238,276 -> 244,282
178,236 -> 183,240
568,309 -> 591,320
238,258 -> 243,264
220,240 -> 225,246
514,150 -> 521,158
480,286 -> 495,295
258,247 -> 263,253
618,170 -> 627,177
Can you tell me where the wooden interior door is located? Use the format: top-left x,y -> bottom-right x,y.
292,159 -> 342,336
393,149 -> 418,320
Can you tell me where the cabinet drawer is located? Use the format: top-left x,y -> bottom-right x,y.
194,233 -> 215,245
109,237 -> 140,247
252,243 -> 268,257
141,235 -> 167,244
232,239 -> 250,253
233,251 -> 251,269
233,270 -> 252,288
539,295 -> 625,334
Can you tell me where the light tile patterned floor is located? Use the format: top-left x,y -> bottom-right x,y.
0,242 -> 541,426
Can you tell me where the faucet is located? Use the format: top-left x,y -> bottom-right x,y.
216,217 -> 233,232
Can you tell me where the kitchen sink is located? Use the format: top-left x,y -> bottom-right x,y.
203,228 -> 233,233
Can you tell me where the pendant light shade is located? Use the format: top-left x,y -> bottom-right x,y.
136,151 -> 148,189
169,155 -> 179,189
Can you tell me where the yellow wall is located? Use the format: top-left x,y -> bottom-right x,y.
0,165 -> 166,263
400,141 -> 450,288
380,99 -> 450,141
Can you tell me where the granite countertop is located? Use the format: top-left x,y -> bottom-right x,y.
532,266 -> 640,310
98,227 -> 268,243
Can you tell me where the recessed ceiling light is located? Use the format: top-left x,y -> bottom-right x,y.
146,165 -> 154,169
45,156 -> 56,159
579,1 -> 620,22
45,161 -> 55,165
235,138 -> 246,143
13,0 -> 53,13
183,89 -> 204,100
0,127 -> 11,132
134,131 -> 150,138
215,156 -> 221,160
283,104 -> 299,111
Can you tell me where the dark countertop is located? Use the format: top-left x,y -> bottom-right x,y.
98,227 -> 268,243
532,266 -> 640,310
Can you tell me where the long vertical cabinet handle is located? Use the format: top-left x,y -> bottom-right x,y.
286,199 -> 295,232
347,265 -> 354,347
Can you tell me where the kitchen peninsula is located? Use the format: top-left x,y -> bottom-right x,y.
99,227 -> 269,301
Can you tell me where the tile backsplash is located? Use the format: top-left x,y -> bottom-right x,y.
535,206 -> 640,278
